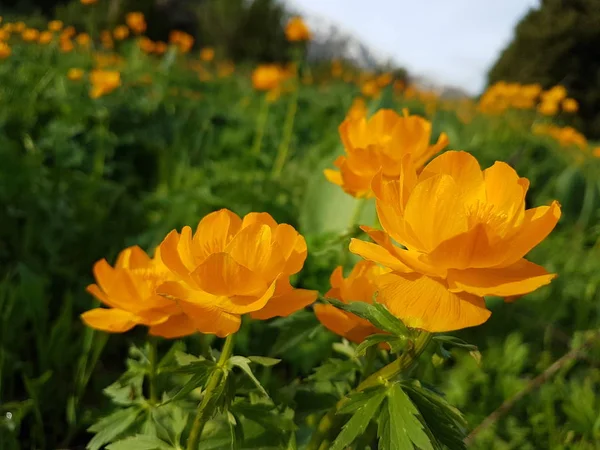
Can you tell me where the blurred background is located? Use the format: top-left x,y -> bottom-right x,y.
0,0 -> 599,449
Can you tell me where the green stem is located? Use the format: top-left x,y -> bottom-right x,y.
186,334 -> 236,450
251,94 -> 271,155
272,75 -> 299,177
340,199 -> 366,267
148,338 -> 158,405
307,332 -> 431,450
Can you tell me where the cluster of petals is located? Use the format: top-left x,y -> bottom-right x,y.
315,261 -> 389,343
350,151 -> 561,332
285,17 -> 311,42
324,109 -> 449,198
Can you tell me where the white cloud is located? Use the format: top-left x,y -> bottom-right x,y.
285,0 -> 539,94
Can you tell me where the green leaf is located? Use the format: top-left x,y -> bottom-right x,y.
433,336 -> 478,352
337,386 -> 386,415
330,390 -> 386,450
173,359 -> 216,375
248,356 -> 281,367
228,356 -> 268,397
86,407 -> 142,450
106,435 -> 173,450
163,367 -> 217,405
387,383 -> 433,450
325,298 -> 409,337
355,333 -> 407,356
309,358 -> 359,382
270,311 -> 322,356
227,411 -> 243,450
402,382 -> 467,450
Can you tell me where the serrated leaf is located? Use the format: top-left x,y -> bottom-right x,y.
174,359 -> 215,375
174,350 -> 204,367
86,407 -> 142,450
162,367 -> 217,405
228,356 -> 268,397
325,298 -> 408,337
106,435 -> 173,450
387,383 -> 433,450
232,401 -> 296,434
308,358 -> 358,382
248,356 -> 281,367
337,386 -> 386,415
330,390 -> 386,450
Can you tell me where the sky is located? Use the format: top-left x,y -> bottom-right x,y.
285,0 -> 540,94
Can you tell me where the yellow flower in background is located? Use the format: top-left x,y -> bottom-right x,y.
533,124 -> 587,150
14,22 -> 26,32
315,261 -> 389,343
61,26 -> 76,40
113,25 -> 129,41
22,28 -> 39,42
562,98 -> 579,113
361,80 -> 380,98
542,85 -> 567,103
67,68 -> 84,81
252,64 -> 284,91
169,30 -> 194,53
154,41 -> 167,55
0,29 -> 9,41
376,73 -> 393,88
76,32 -> 91,47
324,109 -> 449,198
0,42 -> 11,59
538,99 -> 559,116
126,12 -> 146,35
285,16 -> 311,41
89,69 -> 121,98
593,147 -> 600,158
100,30 -> 114,49
350,151 -> 561,332
81,0 -> 98,4
157,209 -> 317,337
60,39 -> 74,53
38,31 -> 53,44
346,97 -> 367,120
48,20 -> 63,32
138,36 -> 155,53
81,246 -> 196,338
200,47 -> 215,62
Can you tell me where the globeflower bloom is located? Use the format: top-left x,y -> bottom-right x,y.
200,47 -> 215,62
315,261 -> 389,343
89,70 -> 121,98
126,12 -> 146,35
324,109 -> 449,198
350,151 -> 561,332
169,30 -> 194,53
285,16 -> 311,41
82,246 -> 196,338
562,98 -> 579,113
252,64 -> 284,92
0,42 -> 10,58
67,68 -> 84,81
21,28 -> 39,42
113,25 -> 129,41
38,31 -> 53,44
48,20 -> 63,32
157,209 -> 317,337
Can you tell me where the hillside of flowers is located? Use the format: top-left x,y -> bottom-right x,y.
1,5 -> 600,450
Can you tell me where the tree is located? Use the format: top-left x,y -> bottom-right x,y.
487,0 -> 600,137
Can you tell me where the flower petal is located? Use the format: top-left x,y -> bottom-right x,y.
273,224 -> 308,275
447,258 -> 556,297
226,223 -> 281,281
349,238 -> 412,273
192,209 -> 242,260
81,308 -> 139,333
149,314 -> 197,338
314,304 -> 379,343
324,169 -> 343,186
377,273 -> 491,332
175,300 -> 241,337
251,278 -> 317,320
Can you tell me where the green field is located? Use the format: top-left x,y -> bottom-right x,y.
1,12 -> 600,450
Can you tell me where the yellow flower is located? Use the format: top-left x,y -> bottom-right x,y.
67,68 -> 84,81
542,85 -> 567,103
138,36 -> 155,53
537,99 -> 559,116
113,25 -> 129,40
48,20 -> 63,32
315,261 -> 390,343
81,0 -> 98,4
593,147 -> 600,158
562,98 -> 579,113
200,47 -> 215,62
346,97 -> 367,121
324,109 -> 449,198
81,246 -> 195,338
0,42 -> 11,59
60,39 -> 74,53
157,209 -> 317,337
22,28 -> 39,42
14,22 -> 26,32
89,69 -> 121,98
350,151 -> 561,332
61,26 -> 76,40
154,41 -> 167,55
76,32 -> 91,47
361,80 -> 380,98
169,30 -> 194,53
38,31 -> 53,44
376,73 -> 393,88
100,30 -> 114,49
252,64 -> 284,91
126,12 -> 146,35
285,16 -> 311,41
533,124 -> 587,150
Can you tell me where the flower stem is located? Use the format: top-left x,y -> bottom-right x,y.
272,74 -> 299,177
148,337 -> 158,405
251,94 -> 271,155
307,332 -> 431,450
340,198 -> 366,267
186,334 -> 236,450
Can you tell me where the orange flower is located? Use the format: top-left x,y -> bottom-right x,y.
252,64 -> 284,91
361,80 -> 380,98
315,262 -> 389,343
100,30 -> 114,49
157,209 -> 317,337
76,32 -> 91,47
38,31 -> 53,44
89,69 -> 121,98
562,98 -> 579,113
67,68 -> 84,81
350,151 -> 561,332
48,20 -> 63,32
126,12 -> 146,35
0,42 -> 10,59
154,41 -> 167,55
113,25 -> 129,40
538,99 -> 559,116
169,30 -> 194,53
138,36 -> 155,53
59,39 -> 74,53
81,246 -> 195,338
21,28 -> 39,42
285,16 -> 311,41
324,109 -> 449,198
593,147 -> 600,158
14,22 -> 26,32
61,26 -> 76,40
81,0 -> 98,4
200,46 -> 215,62
347,97 -> 367,120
